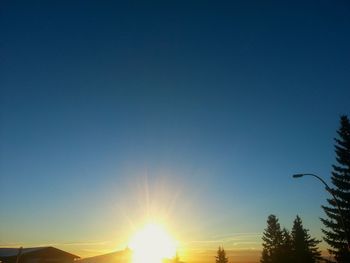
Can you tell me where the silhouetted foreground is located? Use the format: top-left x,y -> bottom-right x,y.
0,247 -> 186,263
215,246 -> 228,263
80,248 -> 183,263
260,115 -> 350,263
261,215 -> 321,263
321,115 -> 350,263
0,247 -> 79,263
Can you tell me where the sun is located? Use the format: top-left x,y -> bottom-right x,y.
129,223 -> 177,263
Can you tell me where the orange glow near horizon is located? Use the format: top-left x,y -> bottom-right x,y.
129,223 -> 177,263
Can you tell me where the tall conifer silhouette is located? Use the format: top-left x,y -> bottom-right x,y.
260,215 -> 283,263
292,215 -> 321,263
215,246 -> 228,263
321,115 -> 350,263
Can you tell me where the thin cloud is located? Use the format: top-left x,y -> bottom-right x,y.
55,241 -> 111,246
211,232 -> 262,239
186,232 -> 261,244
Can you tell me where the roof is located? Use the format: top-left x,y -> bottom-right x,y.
0,248 -> 47,258
0,247 -> 80,259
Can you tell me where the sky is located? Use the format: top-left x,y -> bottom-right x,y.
1,1 -> 350,262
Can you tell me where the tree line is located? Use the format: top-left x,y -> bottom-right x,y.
214,115 -> 350,263
260,115 -> 350,263
260,214 -> 321,263
215,214 -> 324,263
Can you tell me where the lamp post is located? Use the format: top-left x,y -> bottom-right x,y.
292,173 -> 350,250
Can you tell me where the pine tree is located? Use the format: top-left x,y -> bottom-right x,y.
321,115 -> 350,263
280,228 -> 293,263
215,246 -> 228,263
260,215 -> 284,263
291,215 -> 321,263
261,248 -> 270,263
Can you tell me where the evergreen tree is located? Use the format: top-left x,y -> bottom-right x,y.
260,215 -> 283,263
261,248 -> 270,263
215,246 -> 228,263
321,115 -> 350,263
291,215 -> 321,263
280,228 -> 293,263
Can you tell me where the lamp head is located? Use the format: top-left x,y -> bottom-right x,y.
293,174 -> 304,178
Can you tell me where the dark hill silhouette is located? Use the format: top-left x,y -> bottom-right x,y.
78,249 -> 132,263
78,249 -> 182,263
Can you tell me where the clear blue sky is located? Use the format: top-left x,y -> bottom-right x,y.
1,1 -> 349,262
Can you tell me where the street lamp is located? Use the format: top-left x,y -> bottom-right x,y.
292,173 -> 350,250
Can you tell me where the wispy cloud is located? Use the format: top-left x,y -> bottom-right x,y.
211,232 -> 262,239
54,241 -> 111,246
183,232 -> 262,251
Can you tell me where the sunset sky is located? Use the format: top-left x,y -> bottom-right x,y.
1,1 -> 350,263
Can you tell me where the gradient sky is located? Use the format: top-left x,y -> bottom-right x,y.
1,1 -> 350,263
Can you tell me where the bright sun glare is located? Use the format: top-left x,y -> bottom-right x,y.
129,223 -> 177,263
